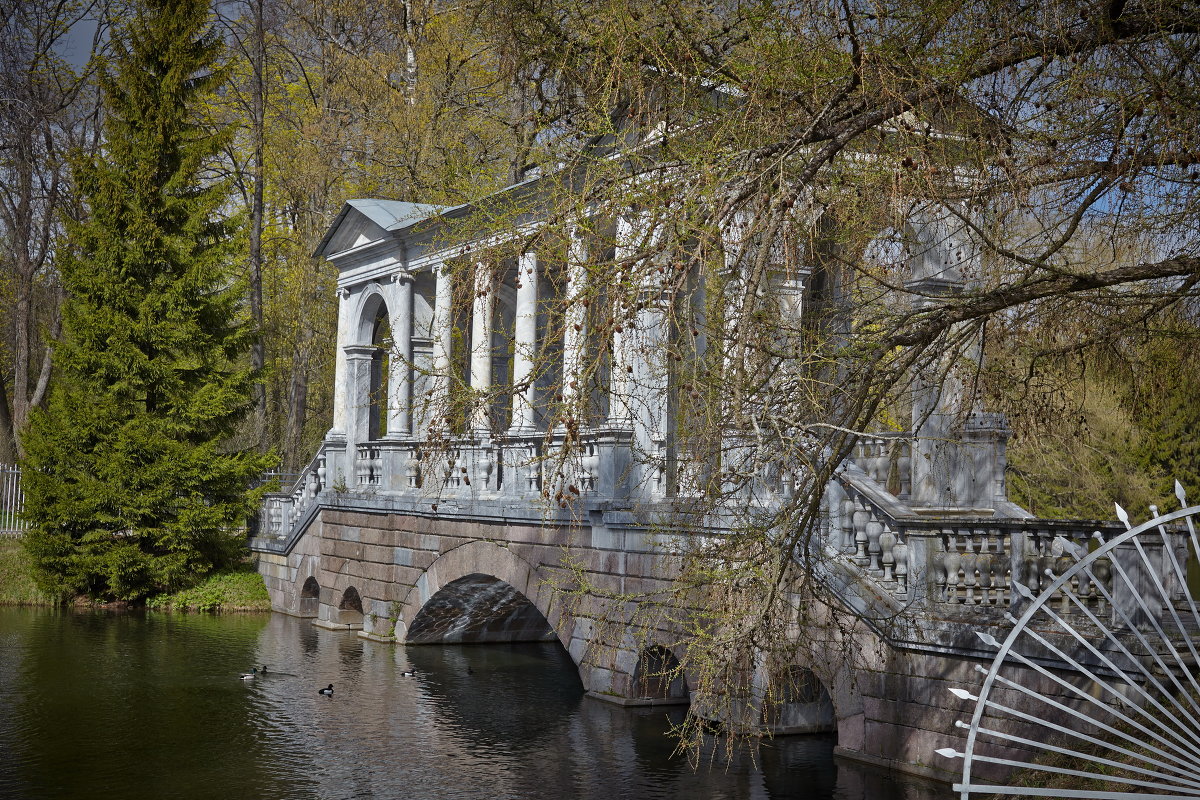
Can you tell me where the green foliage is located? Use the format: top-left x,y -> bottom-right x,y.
0,539 -> 49,605
994,309 -> 1200,519
19,0 -> 276,602
146,562 -> 270,612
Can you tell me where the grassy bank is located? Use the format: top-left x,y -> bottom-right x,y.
0,538 -> 49,605
0,539 -> 269,611
146,562 -> 271,612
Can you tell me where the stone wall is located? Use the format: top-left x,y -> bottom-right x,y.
256,500 -> 1095,786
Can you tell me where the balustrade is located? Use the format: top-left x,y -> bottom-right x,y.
849,435 -> 912,499
825,470 -> 1181,622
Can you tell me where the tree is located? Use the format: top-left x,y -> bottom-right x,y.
433,0 -> 1200,748
0,0 -> 106,461
205,0 -> 529,470
20,0 -> 276,601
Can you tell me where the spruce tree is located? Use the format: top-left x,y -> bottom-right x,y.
21,0 -> 276,601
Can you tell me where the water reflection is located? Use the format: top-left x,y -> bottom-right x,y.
0,608 -> 950,799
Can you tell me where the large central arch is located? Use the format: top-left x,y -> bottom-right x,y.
407,573 -> 556,643
395,539 -> 570,653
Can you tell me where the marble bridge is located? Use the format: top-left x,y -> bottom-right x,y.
249,191 -> 1150,784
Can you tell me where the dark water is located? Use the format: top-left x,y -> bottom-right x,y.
0,608 -> 949,799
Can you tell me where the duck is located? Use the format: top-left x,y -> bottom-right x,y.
400,669 -> 416,677
240,668 -> 258,680
319,684 -> 334,695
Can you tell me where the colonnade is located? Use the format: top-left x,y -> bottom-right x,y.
332,224 -> 642,455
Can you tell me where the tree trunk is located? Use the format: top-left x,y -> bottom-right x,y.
248,0 -> 268,450
285,350 -> 309,472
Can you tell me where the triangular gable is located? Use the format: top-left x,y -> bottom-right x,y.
313,199 -> 444,259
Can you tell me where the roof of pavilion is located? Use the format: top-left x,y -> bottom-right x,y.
312,171 -> 547,261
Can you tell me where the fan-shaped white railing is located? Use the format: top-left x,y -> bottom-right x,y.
939,482 -> 1200,799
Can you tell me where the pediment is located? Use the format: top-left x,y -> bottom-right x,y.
314,199 -> 444,260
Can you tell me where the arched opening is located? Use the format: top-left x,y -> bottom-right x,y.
299,576 -> 320,617
632,645 -> 688,701
337,586 -> 364,626
406,573 -> 555,644
353,290 -> 391,442
369,305 -> 390,440
762,665 -> 835,734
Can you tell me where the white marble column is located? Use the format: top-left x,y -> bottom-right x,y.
387,272 -> 414,437
431,263 -> 453,419
509,251 -> 538,434
469,260 -> 494,433
562,228 -> 587,407
607,215 -> 636,426
330,287 -> 353,435
343,344 -> 377,446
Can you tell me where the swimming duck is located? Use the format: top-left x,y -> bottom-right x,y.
319,684 -> 334,695
240,668 -> 258,680
400,669 -> 416,677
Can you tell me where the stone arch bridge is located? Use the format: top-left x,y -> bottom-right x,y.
252,441 -> 1137,785
251,190 -> 1171,786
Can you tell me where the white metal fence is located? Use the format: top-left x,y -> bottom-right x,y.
0,464 -> 26,537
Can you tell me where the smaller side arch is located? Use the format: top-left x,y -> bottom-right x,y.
299,576 -> 321,618
631,645 -> 689,702
337,585 -> 364,626
761,665 -> 835,734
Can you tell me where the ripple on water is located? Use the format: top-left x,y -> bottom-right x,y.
0,608 -> 950,800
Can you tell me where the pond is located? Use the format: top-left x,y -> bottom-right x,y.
0,608 -> 949,799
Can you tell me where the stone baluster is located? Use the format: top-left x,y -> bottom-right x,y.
355,445 -> 368,486
893,537 -> 909,597
976,534 -> 993,606
879,526 -> 896,582
268,498 -> 281,536
841,495 -> 856,552
405,448 -> 420,489
852,498 -> 870,566
995,531 -> 1011,604
316,454 -> 327,493
943,534 -> 962,604
866,518 -> 883,573
932,536 -> 947,601
1076,556 -> 1093,609
482,445 -> 496,491
1036,531 -> 1054,595
1022,534 -> 1041,598
581,442 -> 599,492
1052,537 -> 1073,614
960,534 -> 978,605
525,445 -> 541,493
1093,554 -> 1112,617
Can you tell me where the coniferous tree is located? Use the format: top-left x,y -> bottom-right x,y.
20,0 -> 276,601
